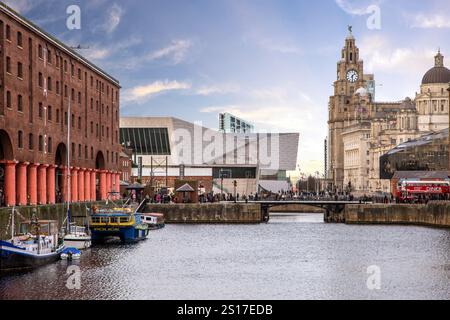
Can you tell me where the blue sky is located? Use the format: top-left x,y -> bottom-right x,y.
5,0 -> 450,175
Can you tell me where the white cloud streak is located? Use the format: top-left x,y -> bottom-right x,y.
146,40 -> 192,64
123,80 -> 191,103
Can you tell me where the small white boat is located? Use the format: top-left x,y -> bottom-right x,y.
63,225 -> 92,250
60,247 -> 81,260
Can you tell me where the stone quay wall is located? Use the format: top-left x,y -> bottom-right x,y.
343,202 -> 450,228
144,203 -> 262,224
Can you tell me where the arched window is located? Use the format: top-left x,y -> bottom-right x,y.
38,135 -> 44,152
18,131 -> 23,148
48,137 -> 52,153
17,31 -> 22,47
6,56 -> 11,73
28,133 -> 33,150
6,91 -> 12,109
17,95 -> 23,112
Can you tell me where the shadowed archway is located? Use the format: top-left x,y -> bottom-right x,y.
0,130 -> 14,205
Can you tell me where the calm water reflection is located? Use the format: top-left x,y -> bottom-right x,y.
1,213 -> 449,300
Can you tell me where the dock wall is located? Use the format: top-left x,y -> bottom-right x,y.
343,202 -> 450,228
144,203 -> 262,224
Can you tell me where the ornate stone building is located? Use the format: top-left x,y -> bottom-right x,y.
328,29 -> 450,195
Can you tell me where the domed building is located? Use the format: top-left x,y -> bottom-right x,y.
328,29 -> 449,195
415,51 -> 450,132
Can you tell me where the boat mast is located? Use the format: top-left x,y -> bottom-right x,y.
11,207 -> 15,240
66,93 -> 72,232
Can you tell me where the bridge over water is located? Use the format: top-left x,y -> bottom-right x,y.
242,201 -> 365,222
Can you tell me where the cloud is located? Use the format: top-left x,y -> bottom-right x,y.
123,80 -> 191,103
84,37 -> 142,61
409,13 -> 450,29
335,0 -> 372,15
196,84 -> 240,96
2,0 -> 35,13
146,40 -> 192,64
359,35 -> 434,75
103,3 -> 123,34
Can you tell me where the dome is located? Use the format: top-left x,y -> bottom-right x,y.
422,67 -> 450,84
355,87 -> 368,96
422,50 -> 450,84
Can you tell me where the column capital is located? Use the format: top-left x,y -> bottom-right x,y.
18,162 -> 30,167
39,164 -> 49,169
71,167 -> 80,171
28,163 -> 40,168
1,160 -> 19,165
47,164 -> 58,169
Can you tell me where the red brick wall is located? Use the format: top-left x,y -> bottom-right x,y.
0,10 -> 121,172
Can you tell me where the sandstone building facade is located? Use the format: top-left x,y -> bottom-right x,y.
328,29 -> 450,195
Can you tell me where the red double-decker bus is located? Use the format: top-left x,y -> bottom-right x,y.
397,180 -> 450,202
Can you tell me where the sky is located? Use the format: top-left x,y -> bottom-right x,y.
4,0 -> 450,176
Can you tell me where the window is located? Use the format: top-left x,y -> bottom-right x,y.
38,135 -> 44,152
56,109 -> 60,123
39,103 -> 43,118
48,137 -> 52,153
64,60 -> 68,73
78,144 -> 82,158
78,92 -> 81,104
91,98 -> 94,110
85,146 -> 88,159
28,134 -> 33,150
90,121 -> 94,134
17,62 -> 23,78
71,143 -> 75,159
107,127 -> 109,138
90,76 -> 94,87
47,77 -> 52,91
6,25 -> 11,41
78,68 -> 81,80
18,131 -> 23,148
64,112 -> 68,125
6,91 -> 12,108
96,124 -> 99,137
91,147 -> 94,160
38,72 -> 43,87
71,89 -> 75,101
72,114 -> 75,127
78,117 -> 81,130
47,49 -> 52,64
65,85 -> 68,98
71,64 -> 74,77
6,57 -> 11,73
47,106 -> 52,121
17,32 -> 22,47
17,95 -> 23,112
38,44 -> 43,59
29,103 -> 33,123
56,81 -> 60,95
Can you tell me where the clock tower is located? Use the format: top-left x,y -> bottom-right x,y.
328,27 -> 367,192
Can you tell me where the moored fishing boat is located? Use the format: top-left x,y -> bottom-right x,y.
89,199 -> 149,244
0,209 -> 65,272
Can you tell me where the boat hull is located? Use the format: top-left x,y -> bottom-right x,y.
0,242 -> 65,272
90,226 -> 149,244
63,236 -> 92,250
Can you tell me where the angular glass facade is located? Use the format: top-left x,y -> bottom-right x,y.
120,128 -> 171,155
380,129 -> 449,179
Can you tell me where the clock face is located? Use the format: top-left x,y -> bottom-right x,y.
346,69 -> 359,83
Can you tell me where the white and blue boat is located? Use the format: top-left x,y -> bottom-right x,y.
0,209 -> 65,272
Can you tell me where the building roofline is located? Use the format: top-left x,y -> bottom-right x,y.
0,2 -> 120,86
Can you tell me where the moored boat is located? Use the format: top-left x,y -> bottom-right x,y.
63,224 -> 92,250
141,213 -> 165,230
0,209 -> 65,272
89,200 -> 149,244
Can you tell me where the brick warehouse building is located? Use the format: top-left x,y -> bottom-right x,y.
0,3 -> 122,207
